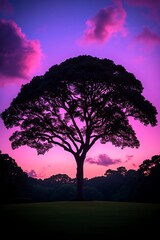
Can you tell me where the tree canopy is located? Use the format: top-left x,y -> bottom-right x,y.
1,55 -> 158,200
0,150 -> 30,202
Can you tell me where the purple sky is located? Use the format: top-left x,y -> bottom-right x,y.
0,0 -> 160,179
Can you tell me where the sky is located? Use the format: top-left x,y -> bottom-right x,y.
0,0 -> 160,179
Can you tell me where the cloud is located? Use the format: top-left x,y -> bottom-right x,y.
0,19 -> 42,85
125,0 -> 160,8
86,154 -> 121,166
27,165 -> 51,179
0,0 -> 13,14
81,0 -> 127,44
125,0 -> 160,19
135,27 -> 160,47
125,154 -> 133,162
132,163 -> 136,168
27,169 -> 38,178
38,166 -> 52,179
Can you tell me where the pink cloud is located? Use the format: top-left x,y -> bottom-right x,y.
125,155 -> 134,162
135,27 -> 160,47
37,165 -> 52,179
0,0 -> 13,14
0,19 -> 42,85
132,163 -> 136,168
81,0 -> 127,44
86,154 -> 121,166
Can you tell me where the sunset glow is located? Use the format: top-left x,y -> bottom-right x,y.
0,0 -> 160,179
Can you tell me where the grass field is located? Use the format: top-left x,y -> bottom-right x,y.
1,201 -> 160,239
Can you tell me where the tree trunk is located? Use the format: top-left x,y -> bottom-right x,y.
76,158 -> 84,201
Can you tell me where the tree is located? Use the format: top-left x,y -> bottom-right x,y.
138,155 -> 160,176
136,155 -> 160,202
0,150 -> 30,202
1,55 -> 157,200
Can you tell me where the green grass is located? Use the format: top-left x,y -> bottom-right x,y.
1,201 -> 160,238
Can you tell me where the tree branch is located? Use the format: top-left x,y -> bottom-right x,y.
62,100 -> 84,145
38,132 -> 75,155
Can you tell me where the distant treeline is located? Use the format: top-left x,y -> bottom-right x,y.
0,150 -> 160,203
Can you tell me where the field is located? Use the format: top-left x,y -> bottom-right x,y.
1,201 -> 160,239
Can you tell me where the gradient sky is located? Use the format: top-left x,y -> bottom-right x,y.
0,0 -> 160,179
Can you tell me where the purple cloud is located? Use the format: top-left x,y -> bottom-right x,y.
125,0 -> 160,19
27,165 -> 51,179
81,0 -> 127,44
125,0 -> 160,8
27,169 -> 38,178
0,19 -> 42,85
86,154 -> 121,166
0,0 -> 13,14
126,154 -> 134,162
135,27 -> 160,47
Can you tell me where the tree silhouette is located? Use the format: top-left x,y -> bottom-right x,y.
1,55 -> 158,200
0,150 -> 30,202
138,155 -> 160,176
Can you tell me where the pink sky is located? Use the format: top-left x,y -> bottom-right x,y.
0,0 -> 160,179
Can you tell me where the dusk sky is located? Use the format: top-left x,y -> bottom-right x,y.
0,0 -> 160,179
